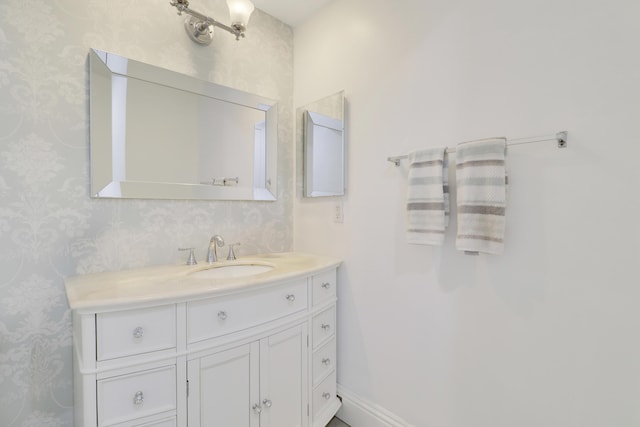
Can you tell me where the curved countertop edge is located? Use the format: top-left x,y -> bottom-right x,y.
65,252 -> 342,313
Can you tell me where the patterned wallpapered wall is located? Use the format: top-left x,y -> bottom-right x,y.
0,0 -> 293,425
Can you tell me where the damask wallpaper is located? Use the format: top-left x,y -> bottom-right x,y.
0,0 -> 294,425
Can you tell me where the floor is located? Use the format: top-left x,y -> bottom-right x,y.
326,417 -> 350,427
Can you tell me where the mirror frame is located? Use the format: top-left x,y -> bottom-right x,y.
89,48 -> 278,201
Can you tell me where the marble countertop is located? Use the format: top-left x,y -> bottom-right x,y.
65,252 -> 341,312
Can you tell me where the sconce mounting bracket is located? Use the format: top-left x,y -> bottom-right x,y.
184,16 -> 214,45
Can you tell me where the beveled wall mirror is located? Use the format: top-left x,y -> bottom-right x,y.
299,91 -> 345,197
89,48 -> 277,201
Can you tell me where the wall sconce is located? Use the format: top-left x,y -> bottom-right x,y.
170,0 -> 255,44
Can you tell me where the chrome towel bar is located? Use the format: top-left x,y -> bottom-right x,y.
387,131 -> 568,166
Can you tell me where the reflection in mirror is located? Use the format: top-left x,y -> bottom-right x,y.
299,91 -> 345,197
89,48 -> 278,201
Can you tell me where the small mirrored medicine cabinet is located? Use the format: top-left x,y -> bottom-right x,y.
298,91 -> 346,198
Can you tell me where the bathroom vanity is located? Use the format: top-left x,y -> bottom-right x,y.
65,252 -> 341,427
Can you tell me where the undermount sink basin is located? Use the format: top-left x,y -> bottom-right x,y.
190,264 -> 274,279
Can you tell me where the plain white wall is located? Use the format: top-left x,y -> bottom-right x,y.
294,0 -> 640,426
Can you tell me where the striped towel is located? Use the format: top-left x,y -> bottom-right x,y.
406,148 -> 449,245
455,138 -> 508,255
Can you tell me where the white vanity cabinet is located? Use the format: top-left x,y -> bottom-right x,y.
187,324 -> 307,427
309,270 -> 339,426
72,304 -> 182,427
65,253 -> 340,427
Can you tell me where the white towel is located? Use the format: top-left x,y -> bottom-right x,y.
406,148 -> 449,245
455,138 -> 508,255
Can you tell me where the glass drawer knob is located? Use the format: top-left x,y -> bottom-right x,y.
286,294 -> 296,302
322,392 -> 331,400
322,357 -> 331,366
133,391 -> 144,406
218,311 -> 228,321
322,282 -> 331,289
321,323 -> 331,331
133,327 -> 144,339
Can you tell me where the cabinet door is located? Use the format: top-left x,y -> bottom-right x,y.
187,342 -> 260,427
259,324 -> 308,427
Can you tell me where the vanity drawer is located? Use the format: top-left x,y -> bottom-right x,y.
312,337 -> 336,386
312,370 -> 337,419
187,280 -> 308,344
97,365 -> 176,426
312,270 -> 337,306
312,305 -> 335,348
128,416 -> 176,427
97,305 -> 176,361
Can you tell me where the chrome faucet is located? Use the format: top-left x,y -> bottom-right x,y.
206,235 -> 225,263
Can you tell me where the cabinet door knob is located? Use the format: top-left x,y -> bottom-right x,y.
322,357 -> 331,366
262,398 -> 272,408
252,403 -> 262,414
322,392 -> 331,400
132,327 -> 144,339
285,294 -> 296,302
322,282 -> 331,289
218,311 -> 228,321
321,323 -> 331,331
133,391 -> 144,406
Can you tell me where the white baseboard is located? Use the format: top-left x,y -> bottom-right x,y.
336,384 -> 413,427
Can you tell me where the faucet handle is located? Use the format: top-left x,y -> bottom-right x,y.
178,247 -> 197,265
227,243 -> 240,260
